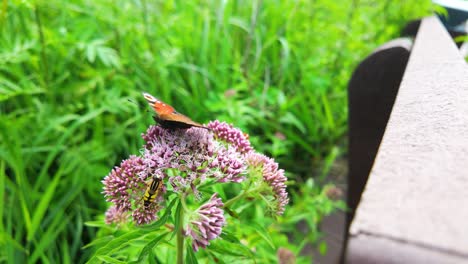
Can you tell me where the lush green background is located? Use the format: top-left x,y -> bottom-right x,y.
0,0 -> 434,263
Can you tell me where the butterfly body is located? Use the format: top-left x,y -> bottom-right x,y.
143,92 -> 207,129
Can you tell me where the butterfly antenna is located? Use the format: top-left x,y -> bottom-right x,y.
128,98 -> 151,113
127,98 -> 138,106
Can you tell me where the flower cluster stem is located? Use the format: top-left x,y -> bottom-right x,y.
224,183 -> 268,209
176,206 -> 185,264
223,187 -> 262,208
224,190 -> 247,208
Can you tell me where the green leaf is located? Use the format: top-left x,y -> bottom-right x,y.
185,242 -> 199,264
318,241 -> 328,255
208,239 -> 254,259
97,255 -> 128,264
27,168 -> 64,241
82,235 -> 114,250
86,230 -> 146,264
0,161 -> 4,233
29,212 -> 69,263
134,232 -> 169,263
220,230 -> 241,244
279,112 -> 306,134
250,224 -> 275,250
171,200 -> 182,240
84,220 -> 107,228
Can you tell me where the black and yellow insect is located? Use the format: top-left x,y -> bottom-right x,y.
143,177 -> 163,207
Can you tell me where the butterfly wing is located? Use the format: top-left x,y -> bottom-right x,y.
143,92 -> 175,116
159,112 -> 204,128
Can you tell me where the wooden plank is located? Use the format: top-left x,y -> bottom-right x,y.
347,16 -> 468,262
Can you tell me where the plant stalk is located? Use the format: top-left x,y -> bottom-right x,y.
34,5 -> 49,90
176,201 -> 185,264
0,0 -> 8,27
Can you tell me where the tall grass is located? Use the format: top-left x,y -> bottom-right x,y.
0,0 -> 433,262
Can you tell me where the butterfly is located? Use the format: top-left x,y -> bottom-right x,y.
143,92 -> 208,129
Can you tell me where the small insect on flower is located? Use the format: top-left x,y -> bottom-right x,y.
143,92 -> 208,130
143,177 -> 163,208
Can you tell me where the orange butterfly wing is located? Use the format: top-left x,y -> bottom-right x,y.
160,112 -> 203,127
143,92 -> 175,116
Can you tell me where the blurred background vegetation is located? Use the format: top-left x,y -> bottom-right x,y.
0,0 -> 434,262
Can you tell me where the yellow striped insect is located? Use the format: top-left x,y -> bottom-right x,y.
142,177 -> 163,207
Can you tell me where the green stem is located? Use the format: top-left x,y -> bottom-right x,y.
224,190 -> 246,208
225,186 -> 264,208
224,183 -> 267,208
180,193 -> 189,212
0,0 -> 8,27
141,0 -> 155,54
176,198 -> 185,264
34,5 -> 49,90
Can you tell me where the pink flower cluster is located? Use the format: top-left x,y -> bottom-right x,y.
246,152 -> 289,215
103,123 -> 247,225
102,155 -> 146,211
207,120 -> 252,153
142,125 -> 246,186
102,155 -> 161,225
102,120 -> 289,251
185,193 -> 225,251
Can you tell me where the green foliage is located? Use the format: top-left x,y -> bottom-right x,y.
0,0 -> 434,263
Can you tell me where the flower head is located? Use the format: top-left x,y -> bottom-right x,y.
102,155 -> 147,211
102,155 -> 165,224
277,247 -> 296,264
141,125 -> 246,191
105,205 -> 129,225
324,185 -> 343,201
185,193 -> 225,251
103,124 -> 249,225
246,152 -> 289,215
132,202 -> 161,225
102,120 -> 289,232
207,120 -> 252,154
